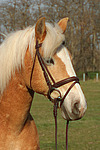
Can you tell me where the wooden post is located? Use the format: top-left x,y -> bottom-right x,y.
83,73 -> 85,82
96,73 -> 98,81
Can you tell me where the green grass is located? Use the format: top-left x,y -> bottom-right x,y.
31,80 -> 100,150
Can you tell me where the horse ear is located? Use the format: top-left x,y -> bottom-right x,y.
58,17 -> 69,33
35,17 -> 46,41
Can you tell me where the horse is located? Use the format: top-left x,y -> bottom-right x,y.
0,17 -> 87,150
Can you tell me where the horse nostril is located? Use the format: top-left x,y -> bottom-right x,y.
72,101 -> 80,115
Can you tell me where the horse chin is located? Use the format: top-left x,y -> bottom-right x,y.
61,104 -> 85,121
61,110 -> 81,121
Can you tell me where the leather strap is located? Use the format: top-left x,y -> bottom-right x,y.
29,39 -> 80,150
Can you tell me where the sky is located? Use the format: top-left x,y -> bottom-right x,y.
0,0 -> 8,3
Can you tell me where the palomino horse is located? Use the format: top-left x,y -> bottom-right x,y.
0,17 -> 87,150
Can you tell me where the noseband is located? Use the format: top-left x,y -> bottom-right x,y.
30,39 -> 80,150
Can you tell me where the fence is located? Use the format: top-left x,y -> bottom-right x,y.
77,72 -> 100,81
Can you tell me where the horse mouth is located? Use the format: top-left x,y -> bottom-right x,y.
61,104 -> 87,121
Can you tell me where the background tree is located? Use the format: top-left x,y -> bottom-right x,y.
0,0 -> 99,72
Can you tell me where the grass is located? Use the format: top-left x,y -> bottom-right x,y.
31,80 -> 100,150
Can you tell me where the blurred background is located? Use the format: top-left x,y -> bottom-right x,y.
0,0 -> 100,80
0,1 -> 100,149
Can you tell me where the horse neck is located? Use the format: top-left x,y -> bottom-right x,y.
0,70 -> 34,132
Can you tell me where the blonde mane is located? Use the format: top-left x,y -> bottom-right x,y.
0,22 -> 65,94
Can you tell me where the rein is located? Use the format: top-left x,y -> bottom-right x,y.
30,39 -> 80,150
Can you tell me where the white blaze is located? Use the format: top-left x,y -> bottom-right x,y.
57,47 -> 87,120
57,47 -> 76,76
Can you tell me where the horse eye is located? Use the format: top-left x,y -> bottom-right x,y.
45,58 -> 54,65
50,58 -> 54,65
62,41 -> 65,45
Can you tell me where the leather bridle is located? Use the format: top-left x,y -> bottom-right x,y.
29,39 -> 80,150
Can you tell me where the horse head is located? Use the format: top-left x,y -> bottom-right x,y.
23,17 -> 87,121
